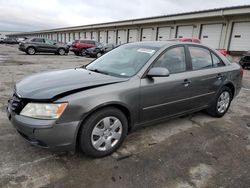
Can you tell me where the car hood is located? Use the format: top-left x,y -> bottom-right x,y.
16,68 -> 128,100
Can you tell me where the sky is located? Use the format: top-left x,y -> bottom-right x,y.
0,0 -> 250,32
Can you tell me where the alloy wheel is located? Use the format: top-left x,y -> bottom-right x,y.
217,91 -> 230,113
91,116 -> 122,151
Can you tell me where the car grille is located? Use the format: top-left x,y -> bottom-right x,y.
9,93 -> 27,114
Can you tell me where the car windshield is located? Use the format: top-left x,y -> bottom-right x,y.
86,44 -> 159,77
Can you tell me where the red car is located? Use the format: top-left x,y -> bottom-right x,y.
176,37 -> 201,43
176,38 -> 228,56
70,40 -> 100,56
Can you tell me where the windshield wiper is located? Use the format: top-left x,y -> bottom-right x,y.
87,68 -> 109,75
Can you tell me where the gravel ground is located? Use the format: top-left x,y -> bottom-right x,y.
0,44 -> 250,188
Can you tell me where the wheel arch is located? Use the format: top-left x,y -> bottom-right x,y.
224,82 -> 235,99
26,46 -> 37,51
75,102 -> 134,150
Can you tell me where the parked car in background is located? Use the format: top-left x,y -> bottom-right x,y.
243,50 -> 250,56
239,55 -> 250,69
217,49 -> 228,56
175,37 -> 201,43
7,41 -> 242,157
0,38 -> 4,43
70,40 -> 100,56
85,43 -> 118,58
17,37 -> 27,43
19,37 -> 69,55
2,38 -> 19,44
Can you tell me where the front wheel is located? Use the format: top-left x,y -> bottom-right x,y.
79,107 -> 128,157
206,86 -> 232,117
26,47 -> 36,55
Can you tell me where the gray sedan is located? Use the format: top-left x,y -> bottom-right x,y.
7,41 -> 243,157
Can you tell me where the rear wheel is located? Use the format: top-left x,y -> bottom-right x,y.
74,52 -> 80,56
81,49 -> 86,56
79,107 -> 128,157
58,48 -> 66,55
26,47 -> 36,55
206,86 -> 232,117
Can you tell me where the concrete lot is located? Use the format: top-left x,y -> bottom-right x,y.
0,44 -> 250,188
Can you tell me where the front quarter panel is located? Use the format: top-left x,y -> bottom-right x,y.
55,77 -> 140,128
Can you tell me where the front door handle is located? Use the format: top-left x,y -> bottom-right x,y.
182,79 -> 191,87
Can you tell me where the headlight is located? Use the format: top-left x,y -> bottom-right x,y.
20,103 -> 68,119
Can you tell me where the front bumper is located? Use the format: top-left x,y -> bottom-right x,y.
7,104 -> 80,151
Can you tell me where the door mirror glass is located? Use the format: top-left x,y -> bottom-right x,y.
147,67 -> 170,77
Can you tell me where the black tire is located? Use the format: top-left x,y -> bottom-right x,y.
81,49 -> 86,56
58,48 -> 66,55
26,47 -> 36,55
206,86 -> 232,117
242,64 -> 246,70
74,52 -> 80,56
96,52 -> 102,58
79,107 -> 128,157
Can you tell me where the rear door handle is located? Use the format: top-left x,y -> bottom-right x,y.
182,79 -> 191,87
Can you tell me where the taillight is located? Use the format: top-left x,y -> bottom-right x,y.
240,66 -> 244,76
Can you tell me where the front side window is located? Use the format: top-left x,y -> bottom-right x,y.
86,44 -> 159,77
189,47 -> 212,70
153,47 -> 186,74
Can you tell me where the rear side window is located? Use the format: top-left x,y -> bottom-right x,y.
31,38 -> 44,43
189,47 -> 212,70
212,53 -> 225,67
153,46 -> 186,74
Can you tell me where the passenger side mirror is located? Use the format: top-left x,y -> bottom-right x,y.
147,67 -> 170,77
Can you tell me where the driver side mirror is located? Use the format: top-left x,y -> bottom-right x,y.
147,67 -> 170,77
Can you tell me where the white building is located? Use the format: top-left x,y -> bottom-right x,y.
8,5 -> 250,52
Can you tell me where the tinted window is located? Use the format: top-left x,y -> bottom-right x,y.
153,47 -> 186,74
189,47 -> 212,70
88,41 -> 95,45
45,39 -> 54,45
31,38 -> 44,43
212,53 -> 224,67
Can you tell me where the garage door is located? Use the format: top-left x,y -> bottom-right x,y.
52,33 -> 57,41
74,32 -> 79,40
200,24 -> 223,49
141,28 -> 154,41
92,31 -> 98,41
108,30 -> 116,44
230,22 -> 250,51
80,32 -> 85,39
117,30 -> 127,44
157,27 -> 171,41
177,26 -> 194,38
61,33 -> 64,42
85,32 -> 91,39
65,33 -> 69,42
128,29 -> 139,42
99,31 -> 107,44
